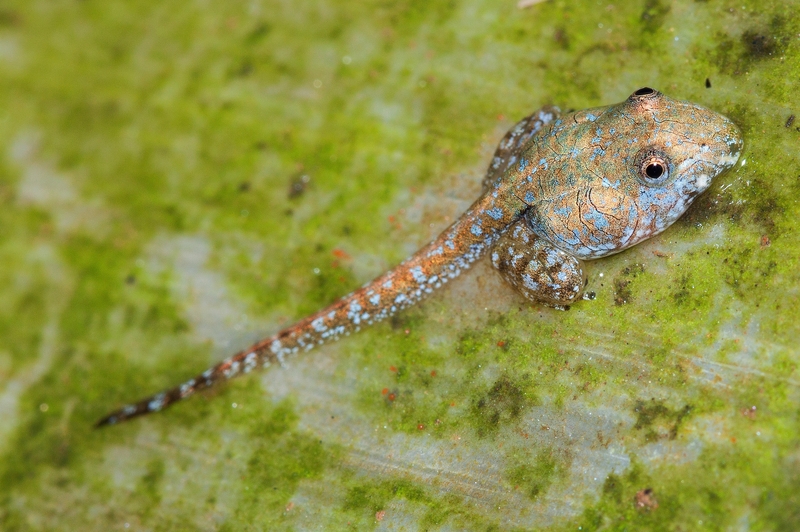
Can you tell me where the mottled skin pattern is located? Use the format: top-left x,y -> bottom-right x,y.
97,88 -> 742,426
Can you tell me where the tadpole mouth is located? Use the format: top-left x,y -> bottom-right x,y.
697,116 -> 743,175
714,127 -> 743,172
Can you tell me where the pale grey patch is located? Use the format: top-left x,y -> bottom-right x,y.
0,36 -> 21,64
0,244 -> 69,453
0,305 -> 60,452
10,131 -> 110,234
145,235 -> 267,359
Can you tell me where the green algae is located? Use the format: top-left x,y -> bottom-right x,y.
506,446 -> 571,501
341,477 -> 504,531
216,399 -> 335,531
632,399 -> 692,442
0,0 -> 799,530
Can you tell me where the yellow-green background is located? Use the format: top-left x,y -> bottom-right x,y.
1,1 -> 798,530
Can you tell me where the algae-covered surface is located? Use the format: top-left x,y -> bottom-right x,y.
1,0 -> 799,530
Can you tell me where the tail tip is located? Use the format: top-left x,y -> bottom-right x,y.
94,402 -> 139,428
94,414 -> 118,429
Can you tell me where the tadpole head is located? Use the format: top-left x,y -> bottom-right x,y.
609,88 -> 743,238
577,88 -> 744,252
624,87 -> 743,198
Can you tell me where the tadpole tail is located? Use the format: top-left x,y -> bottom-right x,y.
95,337 -> 280,427
96,176 -> 528,428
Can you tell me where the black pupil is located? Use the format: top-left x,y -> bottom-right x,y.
645,163 -> 664,179
634,87 -> 655,95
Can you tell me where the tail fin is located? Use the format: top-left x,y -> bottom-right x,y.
96,180 -> 526,427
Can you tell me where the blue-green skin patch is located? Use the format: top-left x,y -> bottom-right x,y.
98,88 -> 742,425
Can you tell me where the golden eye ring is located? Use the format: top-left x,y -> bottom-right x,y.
637,151 -> 670,185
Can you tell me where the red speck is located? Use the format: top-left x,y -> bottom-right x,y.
375,510 -> 386,522
497,340 -> 506,347
332,248 -> 351,259
389,365 -> 397,373
388,393 -> 396,401
731,437 -> 737,443
497,114 -> 505,121
381,388 -> 389,395
449,401 -> 456,407
417,424 -> 425,430
404,329 -> 410,335
285,502 -> 295,512
760,235 -> 771,248
387,215 -> 402,230
430,370 -> 437,377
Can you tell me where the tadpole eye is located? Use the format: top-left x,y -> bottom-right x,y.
637,151 -> 670,184
645,163 -> 664,179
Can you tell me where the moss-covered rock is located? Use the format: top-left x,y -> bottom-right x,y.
1,0 -> 798,530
